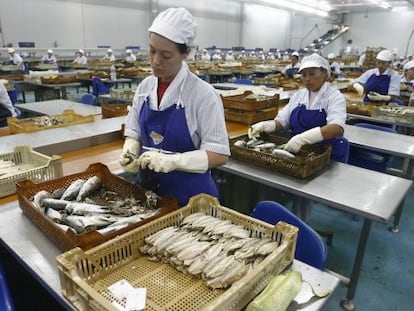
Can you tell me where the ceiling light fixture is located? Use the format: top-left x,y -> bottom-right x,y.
259,0 -> 330,17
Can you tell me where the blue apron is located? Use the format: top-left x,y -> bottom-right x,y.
290,105 -> 347,162
364,74 -> 390,102
137,97 -> 218,207
285,67 -> 299,79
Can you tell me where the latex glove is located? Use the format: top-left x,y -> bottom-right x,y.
293,74 -> 302,80
367,92 -> 391,102
283,127 -> 324,153
138,150 -> 208,174
119,137 -> 141,173
248,120 -> 276,140
353,83 -> 364,97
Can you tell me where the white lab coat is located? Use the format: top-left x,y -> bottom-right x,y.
73,55 -> 88,65
126,54 -> 137,62
42,54 -> 57,64
0,83 -> 17,117
125,61 -> 230,156
225,53 -> 235,61
103,54 -> 116,61
276,82 -> 346,130
9,53 -> 24,70
201,53 -> 211,61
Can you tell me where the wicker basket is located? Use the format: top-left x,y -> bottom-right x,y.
101,102 -> 130,119
7,109 -> 94,134
16,163 -> 178,251
56,193 -> 298,311
224,106 -> 278,125
0,145 -> 62,198
221,91 -> 279,111
41,75 -> 77,84
230,134 -> 331,179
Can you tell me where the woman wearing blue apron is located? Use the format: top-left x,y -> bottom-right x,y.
401,60 -> 414,104
282,51 -> 301,79
249,53 -> 347,220
119,8 -> 230,207
352,49 -> 402,105
0,83 -> 17,127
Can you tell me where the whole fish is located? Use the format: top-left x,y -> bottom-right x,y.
63,215 -> 97,234
76,176 -> 102,201
65,202 -> 109,215
272,148 -> 295,159
32,190 -> 51,209
41,198 -> 71,211
45,207 -> 63,223
61,179 -> 85,200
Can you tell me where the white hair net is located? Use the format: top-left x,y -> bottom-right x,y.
299,53 -> 331,78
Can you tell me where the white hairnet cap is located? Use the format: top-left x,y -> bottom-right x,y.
148,8 -> 196,47
8,48 -> 15,53
328,53 -> 335,59
291,51 -> 300,57
47,49 -> 53,54
404,60 -> 414,70
78,49 -> 85,54
376,50 -> 393,61
299,53 -> 331,78
107,48 -> 113,53
126,49 -> 132,53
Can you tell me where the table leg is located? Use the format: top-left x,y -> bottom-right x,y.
340,218 -> 372,311
389,197 -> 407,233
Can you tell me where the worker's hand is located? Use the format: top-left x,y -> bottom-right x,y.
138,150 -> 208,174
352,83 -> 364,97
248,120 -> 276,140
119,137 -> 141,173
293,74 -> 302,80
283,127 -> 324,153
367,92 -> 391,102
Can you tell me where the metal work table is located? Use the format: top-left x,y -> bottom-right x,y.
347,113 -> 414,129
218,159 -> 412,310
15,81 -> 81,101
15,99 -> 102,116
0,200 -> 339,311
0,116 -> 125,155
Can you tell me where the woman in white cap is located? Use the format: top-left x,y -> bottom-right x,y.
327,53 -> 341,79
249,53 -> 347,162
119,7 -> 230,207
125,49 -> 137,63
281,51 -> 301,79
103,48 -> 116,61
401,60 -> 414,106
7,48 -> 24,71
200,49 -> 211,61
0,82 -> 17,127
41,49 -> 57,64
352,49 -> 400,103
72,49 -> 88,65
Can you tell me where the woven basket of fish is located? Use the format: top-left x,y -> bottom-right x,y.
56,193 -> 298,311
16,163 -> 179,251
7,109 -> 94,134
224,106 -> 279,125
0,145 -> 62,198
221,91 -> 279,111
40,74 -> 77,84
101,102 -> 130,119
230,134 -> 332,179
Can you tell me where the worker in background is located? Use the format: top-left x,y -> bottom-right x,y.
119,7 -> 230,207
352,49 -> 401,104
266,52 -> 275,60
0,82 -> 17,127
200,49 -> 211,61
125,49 -> 137,63
103,48 -> 116,61
248,54 -> 347,219
211,49 -> 222,61
327,53 -> 341,79
41,49 -> 57,64
400,60 -> 414,92
7,48 -> 24,71
237,50 -> 246,60
357,51 -> 366,71
282,51 -> 301,79
72,49 -> 88,65
225,50 -> 235,61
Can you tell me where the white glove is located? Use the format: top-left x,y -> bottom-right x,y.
248,120 -> 276,140
119,137 -> 141,173
367,92 -> 391,102
283,127 -> 324,153
138,150 -> 208,174
293,74 -> 302,80
353,83 -> 364,97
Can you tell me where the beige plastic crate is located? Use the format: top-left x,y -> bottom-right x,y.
57,193 -> 298,311
0,145 -> 62,197
371,106 -> 414,124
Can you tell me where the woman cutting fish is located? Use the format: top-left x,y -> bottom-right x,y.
119,8 -> 230,207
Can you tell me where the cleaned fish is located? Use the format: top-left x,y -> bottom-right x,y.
41,198 -> 71,211
65,202 -> 109,215
272,148 -> 295,158
61,179 -> 85,200
205,260 -> 247,289
45,207 -> 63,223
63,215 -> 97,234
76,176 -> 102,201
32,190 -> 51,209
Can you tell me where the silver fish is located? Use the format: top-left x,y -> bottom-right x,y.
61,179 -> 85,200
45,208 -> 63,223
65,202 -> 109,215
41,198 -> 71,211
64,215 -> 97,234
272,148 -> 296,158
32,190 -> 51,209
76,176 -> 102,201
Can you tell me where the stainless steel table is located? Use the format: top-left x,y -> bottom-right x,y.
15,99 -> 102,116
0,201 -> 339,311
347,113 -> 414,129
218,159 -> 412,310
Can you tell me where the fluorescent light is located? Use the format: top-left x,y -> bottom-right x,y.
260,0 -> 329,17
392,6 -> 408,11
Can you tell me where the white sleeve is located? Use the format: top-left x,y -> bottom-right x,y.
388,71 -> 401,96
325,90 -> 347,128
0,84 -> 16,116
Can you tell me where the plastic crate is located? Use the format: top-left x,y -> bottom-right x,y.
371,106 -> 414,124
57,193 -> 298,311
0,145 -> 62,198
16,163 -> 178,251
7,109 -> 94,134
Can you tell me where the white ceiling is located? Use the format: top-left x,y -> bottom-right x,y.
325,0 -> 414,14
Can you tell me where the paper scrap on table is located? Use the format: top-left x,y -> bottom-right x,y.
108,279 -> 146,311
